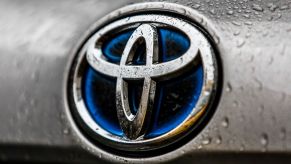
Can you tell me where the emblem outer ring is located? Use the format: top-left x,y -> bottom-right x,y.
67,2 -> 220,154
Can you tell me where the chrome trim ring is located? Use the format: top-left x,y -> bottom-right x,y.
67,2 -> 219,155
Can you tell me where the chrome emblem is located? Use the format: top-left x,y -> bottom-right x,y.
69,2 -> 219,153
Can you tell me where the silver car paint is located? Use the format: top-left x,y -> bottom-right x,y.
0,0 -> 290,163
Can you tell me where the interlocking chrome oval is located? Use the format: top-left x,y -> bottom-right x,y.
84,13 -> 216,143
86,20 -> 201,139
116,24 -> 158,139
86,18 -> 200,80
70,4 -> 219,151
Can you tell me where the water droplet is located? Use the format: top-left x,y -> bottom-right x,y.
233,100 -> 239,107
232,21 -> 242,26
237,39 -> 245,48
170,93 -> 178,99
209,9 -> 216,15
192,4 -> 201,9
243,14 -> 250,18
267,3 -> 278,12
254,78 -> 263,91
273,13 -> 282,20
226,82 -> 232,92
245,33 -> 251,38
125,17 -> 130,22
240,145 -> 245,151
213,35 -> 220,44
252,4 -> 264,12
244,21 -> 253,25
197,145 -> 203,149
63,128 -> 70,135
221,117 -> 229,128
280,5 -> 289,10
260,133 -> 268,146
233,30 -> 240,36
215,136 -> 222,144
31,71 -> 39,82
227,10 -> 234,15
279,128 -> 286,140
202,137 -> 211,145
262,31 -> 269,37
268,56 -> 274,65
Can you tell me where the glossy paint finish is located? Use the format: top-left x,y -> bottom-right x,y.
0,0 -> 291,163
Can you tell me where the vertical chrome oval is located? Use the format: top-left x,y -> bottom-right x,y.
116,24 -> 158,139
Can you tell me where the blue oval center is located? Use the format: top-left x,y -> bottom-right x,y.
83,28 -> 203,138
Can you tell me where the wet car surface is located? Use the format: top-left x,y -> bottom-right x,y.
0,0 -> 291,163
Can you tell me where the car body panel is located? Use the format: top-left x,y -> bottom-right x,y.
0,0 -> 290,163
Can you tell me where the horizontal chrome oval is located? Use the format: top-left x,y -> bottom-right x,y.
86,15 -> 202,80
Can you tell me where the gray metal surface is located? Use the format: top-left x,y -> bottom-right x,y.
0,0 -> 290,163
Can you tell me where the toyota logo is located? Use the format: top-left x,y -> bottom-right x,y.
68,2 -> 219,155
